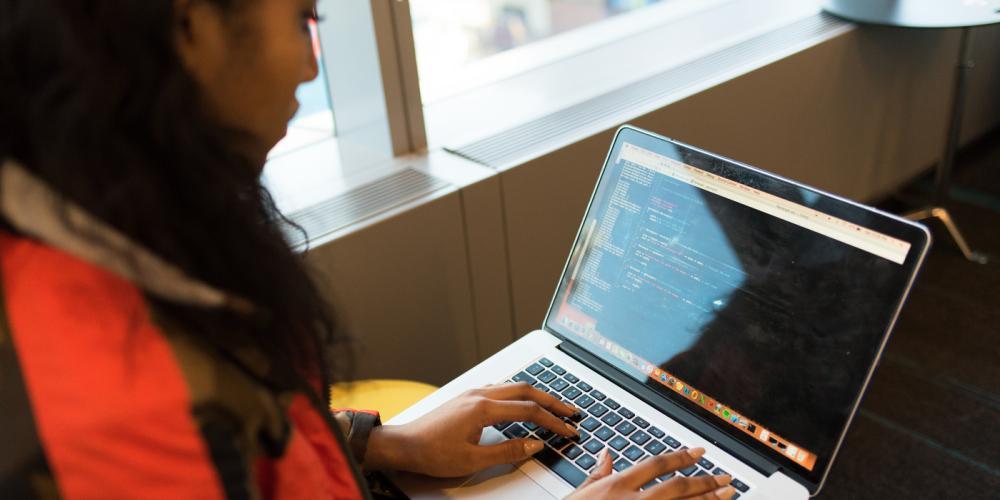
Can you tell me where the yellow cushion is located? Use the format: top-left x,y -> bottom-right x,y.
330,379 -> 439,421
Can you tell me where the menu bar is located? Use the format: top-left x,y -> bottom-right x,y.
618,143 -> 912,265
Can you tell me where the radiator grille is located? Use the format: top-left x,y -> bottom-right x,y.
284,168 -> 449,247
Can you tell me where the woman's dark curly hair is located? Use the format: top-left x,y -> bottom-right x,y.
0,0 -> 348,400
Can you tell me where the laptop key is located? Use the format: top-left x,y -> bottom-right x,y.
588,404 -> 609,418
679,464 -> 699,476
613,459 -> 632,472
575,395 -> 595,409
644,440 -> 667,455
698,457 -> 715,470
712,468 -> 728,476
512,372 -> 536,385
609,436 -> 630,451
632,416 -> 649,428
552,365 -> 567,376
581,417 -> 602,432
563,387 -> 583,400
604,399 -> 620,410
630,430 -> 651,445
523,422 -> 539,431
525,363 -> 545,375
615,421 -> 637,436
641,480 -> 659,491
573,431 -> 591,445
623,445 -> 645,461
601,412 -> 623,426
536,428 -> 554,440
534,447 -> 587,487
618,407 -> 635,419
590,390 -> 606,401
664,436 -> 682,449
538,357 -> 554,367
563,445 -> 584,460
537,371 -> 557,383
550,379 -> 569,392
503,424 -> 529,439
648,426 -> 665,439
493,421 -> 512,431
657,472 -> 676,482
549,436 -> 570,450
694,470 -> 709,477
577,381 -> 593,392
564,373 -> 580,384
575,454 -> 598,471
731,478 -> 750,492
584,439 -> 605,455
594,427 -> 615,441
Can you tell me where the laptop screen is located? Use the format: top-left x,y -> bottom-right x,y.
545,127 -> 928,485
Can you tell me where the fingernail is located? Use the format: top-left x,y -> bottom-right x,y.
714,475 -> 732,486
524,440 -> 544,456
715,486 -> 735,499
564,422 -> 580,436
688,447 -> 705,459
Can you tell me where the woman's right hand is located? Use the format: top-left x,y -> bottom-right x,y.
566,448 -> 735,499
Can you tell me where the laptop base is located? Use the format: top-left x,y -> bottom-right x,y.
387,331 -> 808,500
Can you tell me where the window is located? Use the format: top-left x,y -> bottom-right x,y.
266,0 -> 758,163
270,20 -> 334,159
411,0 -> 669,103
408,0 -> 736,147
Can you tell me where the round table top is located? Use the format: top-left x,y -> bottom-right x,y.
824,0 -> 1000,28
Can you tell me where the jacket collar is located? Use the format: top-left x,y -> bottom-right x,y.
0,159 -> 250,312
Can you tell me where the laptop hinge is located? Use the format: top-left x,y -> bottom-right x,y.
557,340 -> 781,478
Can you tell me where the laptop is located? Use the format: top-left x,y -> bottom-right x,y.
388,125 -> 930,499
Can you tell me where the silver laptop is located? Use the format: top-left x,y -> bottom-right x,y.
388,125 -> 930,499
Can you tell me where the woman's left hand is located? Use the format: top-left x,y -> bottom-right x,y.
364,382 -> 580,477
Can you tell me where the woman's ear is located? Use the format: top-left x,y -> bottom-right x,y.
173,0 -> 228,84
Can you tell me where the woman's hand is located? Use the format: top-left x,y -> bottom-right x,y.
567,448 -> 735,500
364,382 -> 580,477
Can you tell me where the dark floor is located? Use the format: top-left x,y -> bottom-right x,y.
816,133 -> 1000,499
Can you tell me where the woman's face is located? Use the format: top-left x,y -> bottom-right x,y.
175,0 -> 320,164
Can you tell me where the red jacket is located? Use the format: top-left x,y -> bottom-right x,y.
0,160 -> 377,499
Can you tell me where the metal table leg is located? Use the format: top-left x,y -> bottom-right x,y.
904,207 -> 989,264
907,27 -> 989,264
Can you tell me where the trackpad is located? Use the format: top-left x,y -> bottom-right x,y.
393,430 -> 554,499
394,464 -> 550,500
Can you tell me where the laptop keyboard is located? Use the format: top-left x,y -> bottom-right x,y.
492,357 -> 752,498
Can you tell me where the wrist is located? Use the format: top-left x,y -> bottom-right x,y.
363,425 -> 413,472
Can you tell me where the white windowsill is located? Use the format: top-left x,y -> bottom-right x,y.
262,133 -> 494,247
263,134 -> 394,216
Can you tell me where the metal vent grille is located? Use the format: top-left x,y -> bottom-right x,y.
284,168 -> 449,247
449,14 -> 850,168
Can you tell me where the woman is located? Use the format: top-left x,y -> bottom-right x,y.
0,0 -> 735,498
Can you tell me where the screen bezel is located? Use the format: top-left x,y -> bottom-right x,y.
542,125 -> 931,493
